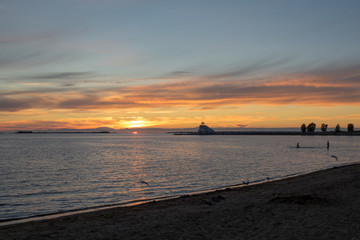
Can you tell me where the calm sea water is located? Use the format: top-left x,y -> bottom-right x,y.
0,133 -> 359,221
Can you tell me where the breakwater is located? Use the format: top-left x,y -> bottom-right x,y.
171,131 -> 360,136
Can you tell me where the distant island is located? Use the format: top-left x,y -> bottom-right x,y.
16,131 -> 110,134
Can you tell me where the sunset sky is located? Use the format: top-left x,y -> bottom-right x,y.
1,0 -> 360,131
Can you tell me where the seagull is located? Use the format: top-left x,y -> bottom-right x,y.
139,180 -> 149,186
331,155 -> 338,161
242,180 -> 250,185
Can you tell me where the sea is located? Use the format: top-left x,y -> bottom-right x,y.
0,132 -> 359,222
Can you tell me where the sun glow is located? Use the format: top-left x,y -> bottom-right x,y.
128,120 -> 147,128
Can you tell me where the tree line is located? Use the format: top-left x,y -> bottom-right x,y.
300,123 -> 355,133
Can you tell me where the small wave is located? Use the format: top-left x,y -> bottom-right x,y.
24,190 -> 64,196
289,146 -> 323,149
144,191 -> 155,195
57,168 -> 70,171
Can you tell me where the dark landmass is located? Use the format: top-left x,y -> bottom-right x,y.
16,131 -> 110,134
16,131 -> 33,133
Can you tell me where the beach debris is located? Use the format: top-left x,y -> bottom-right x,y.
331,155 -> 339,161
139,180 -> 149,186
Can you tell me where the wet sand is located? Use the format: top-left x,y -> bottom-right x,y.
1,163 -> 360,240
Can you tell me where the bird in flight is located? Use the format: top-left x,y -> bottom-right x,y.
139,180 -> 149,186
331,155 -> 338,161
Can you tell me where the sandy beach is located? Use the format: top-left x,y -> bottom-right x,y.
1,163 -> 360,240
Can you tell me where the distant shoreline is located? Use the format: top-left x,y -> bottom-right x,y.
6,130 -> 360,136
171,131 -> 360,136
15,131 -> 110,134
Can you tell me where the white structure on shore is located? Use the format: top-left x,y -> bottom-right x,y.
198,122 -> 215,135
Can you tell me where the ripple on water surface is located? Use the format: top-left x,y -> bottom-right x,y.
0,133 -> 359,220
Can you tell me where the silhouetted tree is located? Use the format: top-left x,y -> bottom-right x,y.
347,123 -> 354,132
321,123 -> 328,132
301,123 -> 306,133
307,122 -> 316,133
335,124 -> 341,133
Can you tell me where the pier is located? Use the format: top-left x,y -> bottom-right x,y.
171,131 -> 360,136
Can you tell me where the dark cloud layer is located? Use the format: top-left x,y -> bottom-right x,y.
1,64 -> 360,112
205,57 -> 295,81
32,72 -> 94,80
0,96 -> 48,112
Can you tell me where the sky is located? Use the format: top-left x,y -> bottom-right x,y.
1,0 -> 360,131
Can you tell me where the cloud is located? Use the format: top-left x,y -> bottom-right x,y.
205,57 -> 295,80
0,33 -> 57,45
236,124 -> 248,128
0,118 -> 118,131
1,62 -> 360,112
0,50 -> 75,70
0,51 -> 43,68
0,32 -> 82,71
167,71 -> 191,77
151,57 -> 293,82
0,72 -> 97,90
265,63 -> 360,88
0,96 -> 49,112
30,72 -> 95,80
0,33 -> 62,68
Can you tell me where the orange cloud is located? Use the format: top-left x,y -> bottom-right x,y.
1,64 -> 360,130
2,64 -> 360,114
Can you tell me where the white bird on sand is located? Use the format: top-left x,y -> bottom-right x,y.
139,180 -> 149,186
331,155 -> 338,161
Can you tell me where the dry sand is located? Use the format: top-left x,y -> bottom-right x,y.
1,163 -> 360,240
